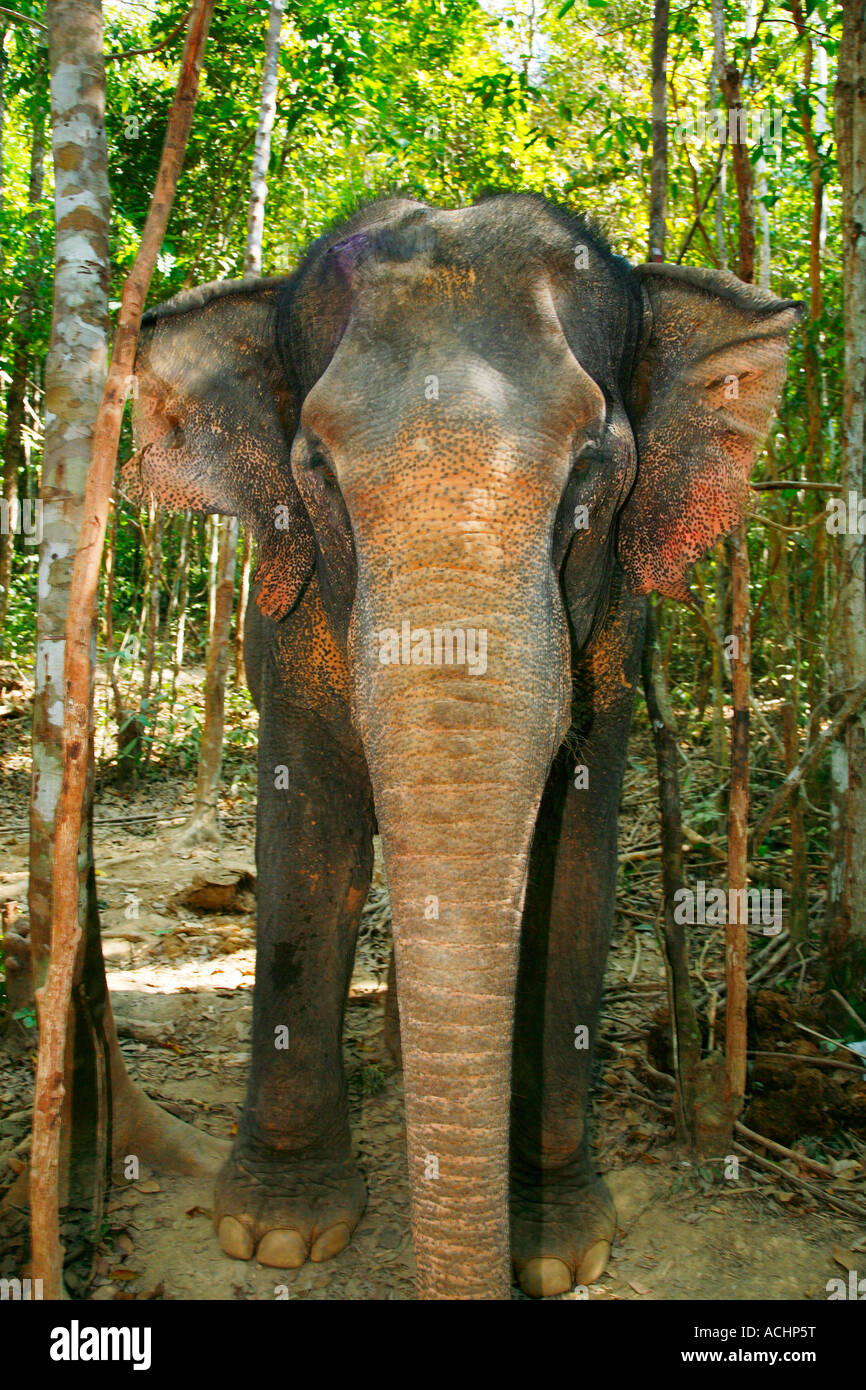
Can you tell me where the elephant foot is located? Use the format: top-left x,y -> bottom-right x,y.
511,1161 -> 615,1298
214,1139 -> 367,1268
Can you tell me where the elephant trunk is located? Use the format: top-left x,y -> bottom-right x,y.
352,566 -> 570,1298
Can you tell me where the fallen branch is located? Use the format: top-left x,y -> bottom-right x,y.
749,1049 -> 864,1075
734,1121 -> 836,1178
113,1016 -> 175,1043
733,1141 -> 866,1221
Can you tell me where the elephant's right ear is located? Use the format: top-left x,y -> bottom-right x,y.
618,264 -> 803,600
120,280 -> 315,621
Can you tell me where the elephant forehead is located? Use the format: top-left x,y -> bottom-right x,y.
303,307 -> 604,454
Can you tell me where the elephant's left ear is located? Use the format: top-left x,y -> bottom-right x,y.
618,264 -> 803,599
120,280 -> 316,622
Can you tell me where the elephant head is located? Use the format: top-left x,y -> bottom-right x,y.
122,196 -> 801,1299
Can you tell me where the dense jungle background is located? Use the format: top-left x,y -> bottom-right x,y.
0,0 -> 865,1303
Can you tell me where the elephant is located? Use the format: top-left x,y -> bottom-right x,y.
121,194 -> 801,1300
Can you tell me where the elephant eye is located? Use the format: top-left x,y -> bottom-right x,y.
572,434 -> 605,473
307,451 -> 338,486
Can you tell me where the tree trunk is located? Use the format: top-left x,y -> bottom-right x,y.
29,0 -> 112,1302
716,11 -> 757,1120
102,497 -> 137,784
648,0 -> 669,261
206,511 -> 219,637
782,701 -> 808,942
234,526 -> 252,686
826,0 -> 866,999
0,25 -> 6,272
712,542 -> 728,830
244,0 -> 283,276
31,0 -> 217,1298
791,0 -> 825,483
138,504 -> 163,766
726,523 -> 751,1112
746,0 -> 770,286
720,63 -> 756,283
643,18 -> 721,1152
171,512 -> 193,703
178,514 -> 237,845
711,0 -> 728,269
641,605 -> 711,1153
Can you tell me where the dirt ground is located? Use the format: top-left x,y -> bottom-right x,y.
1,692 -> 865,1300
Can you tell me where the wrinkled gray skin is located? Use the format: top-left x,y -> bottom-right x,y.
124,195 -> 801,1299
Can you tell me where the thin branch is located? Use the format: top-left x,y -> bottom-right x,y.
750,680 -> 866,855
751,480 -> 837,491
676,146 -> 726,263
0,6 -> 46,31
105,9 -> 191,62
746,508 -> 830,534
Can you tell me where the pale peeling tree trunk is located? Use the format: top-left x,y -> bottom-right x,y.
31,0 -> 222,1297
28,0 -> 112,1295
826,0 -> 866,999
31,0 -> 109,1028
179,514 -> 238,846
244,0 -> 283,276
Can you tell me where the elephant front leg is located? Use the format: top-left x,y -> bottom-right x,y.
511,585 -> 644,1298
215,706 -> 374,1269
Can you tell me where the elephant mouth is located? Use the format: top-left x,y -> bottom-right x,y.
119,428 -> 184,506
118,440 -> 156,505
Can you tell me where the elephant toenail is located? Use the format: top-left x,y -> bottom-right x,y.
310,1223 -> 351,1263
217,1216 -> 255,1260
577,1240 -> 611,1285
517,1257 -> 572,1298
256,1228 -> 307,1268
